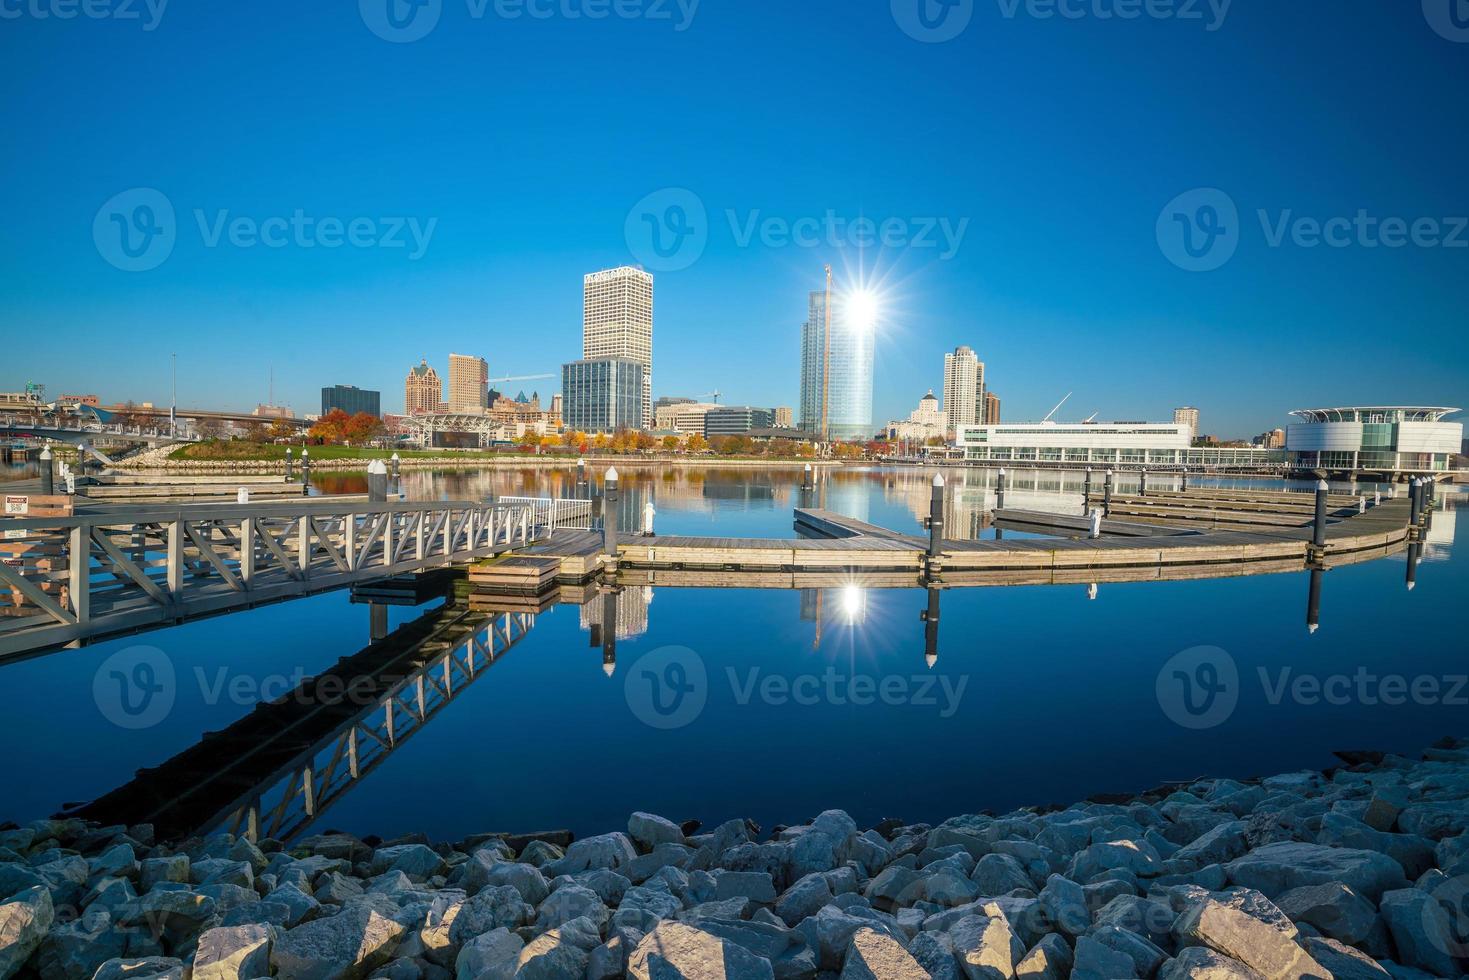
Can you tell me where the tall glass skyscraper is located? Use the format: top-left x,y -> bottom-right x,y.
799,289 -> 874,440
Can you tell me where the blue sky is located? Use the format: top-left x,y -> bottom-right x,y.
3,0 -> 1467,436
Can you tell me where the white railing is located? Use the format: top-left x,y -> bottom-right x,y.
496,496 -> 596,531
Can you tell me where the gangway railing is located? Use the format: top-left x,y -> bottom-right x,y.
496,495 -> 596,531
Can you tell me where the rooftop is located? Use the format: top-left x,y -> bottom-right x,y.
1290,407 -> 1461,423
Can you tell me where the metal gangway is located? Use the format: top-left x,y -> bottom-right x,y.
0,497 -> 546,659
496,495 -> 596,531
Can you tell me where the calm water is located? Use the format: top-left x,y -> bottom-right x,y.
2,466 -> 1463,842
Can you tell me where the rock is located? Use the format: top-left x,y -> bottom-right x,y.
587,933 -> 634,980
629,813 -> 685,851
542,833 -> 637,877
910,932 -> 962,980
678,898 -> 751,924
1377,885 -> 1464,978
1093,894 -> 1174,947
710,870 -> 777,905
795,906 -> 905,972
695,918 -> 817,980
1174,894 -> 1329,979
459,857 -> 547,906
1174,822 -> 1251,869
1068,841 -> 1162,883
267,883 -> 325,927
839,926 -> 928,979
1274,882 -> 1381,948
619,885 -> 683,923
776,873 -> 832,927
272,901 -> 409,980
194,923 -> 276,980
139,856 -> 190,891
515,841 -> 562,869
1300,937 -> 1393,980
949,911 -> 1021,980
453,928 -> 522,980
1015,933 -> 1073,980
1073,934 -> 1138,980
35,906 -> 129,980
532,883 -> 607,930
972,854 -> 1034,898
784,831 -> 841,881
627,921 -> 776,979
866,866 -> 924,912
0,886 -> 54,980
1225,843 -> 1409,902
449,886 -> 531,943
91,957 -> 188,980
117,888 -> 217,946
1037,874 -> 1090,937
317,873 -> 367,905
91,843 -> 140,881
1317,813 -> 1437,881
1088,924 -> 1167,977
1436,832 -> 1469,876
1157,946 -> 1265,979
371,846 -> 447,882
1397,803 -> 1469,841
513,915 -> 599,979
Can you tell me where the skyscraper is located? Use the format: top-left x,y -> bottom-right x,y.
1174,407 -> 1200,441
984,391 -> 1001,425
562,358 -> 644,433
584,267 -> 653,425
404,359 -> 441,415
447,354 -> 488,413
798,287 -> 874,440
321,385 -> 381,418
943,346 -> 985,440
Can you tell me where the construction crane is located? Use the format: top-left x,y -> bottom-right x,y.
488,373 -> 555,384
692,391 -> 722,404
1041,392 -> 1073,424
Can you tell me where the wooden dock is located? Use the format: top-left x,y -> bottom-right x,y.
468,493 -> 1416,593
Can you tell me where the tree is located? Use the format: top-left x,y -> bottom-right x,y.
686,433 -> 708,454
634,430 -> 657,452
244,421 -> 269,443
308,408 -> 352,444
661,435 -> 681,452
592,432 -> 608,451
195,418 -> 227,441
266,418 -> 296,441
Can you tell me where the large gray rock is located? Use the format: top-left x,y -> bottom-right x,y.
627,921 -> 776,979
0,886 -> 54,980
795,906 -> 905,972
454,927 -> 522,980
34,907 -> 128,980
271,901 -> 409,980
629,813 -> 685,851
1225,843 -> 1409,902
449,886 -> 531,943
910,931 -> 963,980
1068,841 -> 1162,882
1274,882 -> 1381,948
139,856 -> 190,892
1174,822 -> 1251,868
1174,894 -> 1328,979
1300,937 -> 1393,980
711,871 -> 777,905
1037,874 -> 1090,937
1157,946 -> 1265,979
1317,813 -> 1437,881
776,873 -> 832,927
694,918 -> 816,980
543,833 -> 637,877
1073,934 -> 1138,980
1377,885 -> 1465,978
972,854 -> 1034,898
459,856 -> 548,906
193,923 -> 276,980
1015,933 -> 1073,980
839,926 -> 928,979
948,911 -> 1021,980
784,831 -> 842,881
533,883 -> 608,931
1088,924 -> 1167,977
1093,894 -> 1175,947
513,915 -> 600,980
91,958 -> 188,980
370,845 -> 447,882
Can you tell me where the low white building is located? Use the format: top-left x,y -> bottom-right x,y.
654,402 -> 720,434
955,420 -> 1281,469
1287,407 -> 1462,475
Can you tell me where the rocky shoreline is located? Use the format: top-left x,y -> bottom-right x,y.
3,740 -> 1467,980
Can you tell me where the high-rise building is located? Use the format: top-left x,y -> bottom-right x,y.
447,354 -> 489,413
885,391 -> 945,443
321,385 -> 381,418
405,359 -> 442,415
943,346 -> 985,440
584,267 -> 653,424
1174,407 -> 1201,441
798,287 -> 874,440
704,406 -> 776,437
773,406 -> 793,429
562,358 -> 644,433
984,391 -> 1001,425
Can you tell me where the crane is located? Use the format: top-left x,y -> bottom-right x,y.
692,391 -> 722,404
1041,392 -> 1073,424
488,373 -> 555,384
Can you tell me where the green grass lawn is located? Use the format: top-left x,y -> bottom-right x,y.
168,442 -> 505,461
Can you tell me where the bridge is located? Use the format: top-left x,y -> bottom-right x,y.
0,495 -> 586,660
0,416 -> 196,448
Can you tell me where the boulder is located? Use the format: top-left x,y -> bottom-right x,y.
839,926 -> 928,979
711,871 -> 777,905
795,906 -> 905,972
1072,934 -> 1139,980
532,883 -> 607,931
1377,886 -> 1465,978
0,886 -> 54,980
1015,933 -> 1073,980
459,857 -> 547,906
1037,874 -> 1090,937
34,907 -> 129,980
587,933 -> 635,980
971,854 -> 1034,898
370,846 -> 447,882
776,873 -> 832,927
948,911 -> 1022,980
453,928 -> 522,980
910,931 -> 963,980
695,918 -> 817,980
784,831 -> 842,881
1225,843 -> 1409,902
542,833 -> 637,877
91,958 -> 188,980
629,813 -> 685,851
1088,924 -> 1167,977
271,901 -> 409,980
1174,822 -> 1251,869
1274,882 -> 1381,948
1093,894 -> 1174,948
513,915 -> 600,980
449,886 -> 531,943
569,868 -> 630,906
1068,841 -> 1162,883
627,921 -> 776,980
1174,894 -> 1328,979
1317,814 -> 1436,881
1300,937 -> 1393,980
139,856 -> 190,892
194,923 -> 276,980
1157,946 -> 1265,979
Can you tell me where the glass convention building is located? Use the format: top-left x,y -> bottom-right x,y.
1286,406 -> 1463,475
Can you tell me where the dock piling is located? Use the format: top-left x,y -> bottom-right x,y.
1406,541 -> 1421,591
927,473 -> 945,561
1408,478 -> 1422,528
603,467 -> 620,564
921,585 -> 940,669
642,501 -> 656,537
285,448 -> 294,481
390,452 -> 401,491
1139,469 -> 1148,496
1103,469 -> 1114,517
1311,479 -> 1330,553
367,460 -> 388,503
1180,469 -> 1189,493
300,450 -> 311,496
1306,567 -> 1323,634
995,468 -> 1007,512
577,458 -> 588,499
1082,467 -> 1093,509
39,446 -> 53,495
